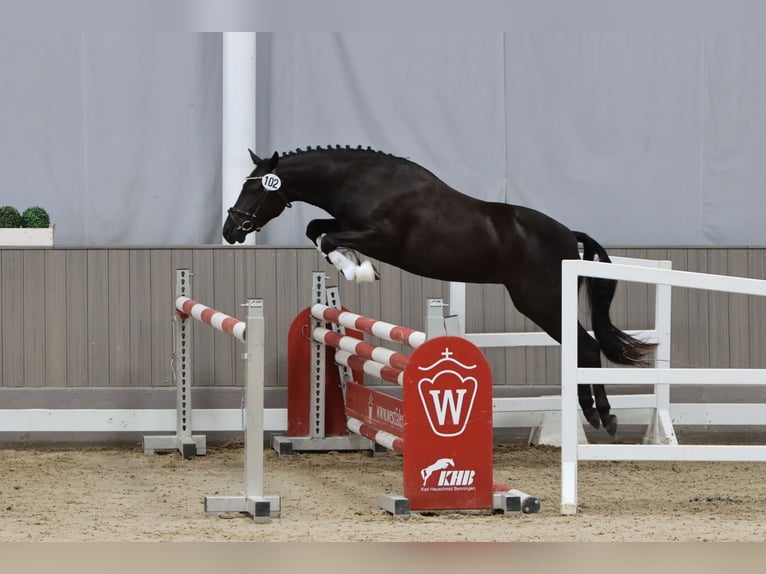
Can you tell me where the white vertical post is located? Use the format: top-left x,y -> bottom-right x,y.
310,272 -> 327,438
174,269 -> 195,455
651,260 -> 677,444
448,282 -> 466,336
244,299 -> 265,508
205,296 -> 279,522
425,298 -> 446,339
142,269 -> 206,458
222,32 -> 257,245
560,260 -> 580,515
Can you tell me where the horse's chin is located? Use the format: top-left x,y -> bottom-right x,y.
223,231 -> 245,244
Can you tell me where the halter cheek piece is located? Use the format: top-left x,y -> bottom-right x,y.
226,175 -> 292,233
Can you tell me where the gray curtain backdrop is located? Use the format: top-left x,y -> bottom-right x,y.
2,31 -> 765,246
0,32 -> 222,245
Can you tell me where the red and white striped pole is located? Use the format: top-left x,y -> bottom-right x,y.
176,296 -> 246,342
310,304 -> 426,348
333,350 -> 404,386
347,417 -> 404,453
312,326 -> 411,370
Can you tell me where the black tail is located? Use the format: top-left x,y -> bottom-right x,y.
573,231 -> 657,366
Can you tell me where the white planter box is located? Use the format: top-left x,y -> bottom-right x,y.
0,227 -> 54,247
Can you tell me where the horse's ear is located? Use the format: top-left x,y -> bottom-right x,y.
248,149 -> 262,165
266,151 -> 279,170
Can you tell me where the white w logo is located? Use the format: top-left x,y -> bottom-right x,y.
428,389 -> 467,426
417,371 -> 477,437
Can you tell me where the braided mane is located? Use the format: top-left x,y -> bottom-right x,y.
280,145 -> 394,159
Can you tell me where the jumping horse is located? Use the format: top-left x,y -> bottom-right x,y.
223,146 -> 656,436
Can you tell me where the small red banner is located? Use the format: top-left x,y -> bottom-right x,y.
345,382 -> 404,438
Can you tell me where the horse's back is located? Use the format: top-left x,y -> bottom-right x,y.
335,154 -> 579,284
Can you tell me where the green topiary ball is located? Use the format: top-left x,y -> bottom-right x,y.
20,206 -> 51,228
0,205 -> 22,228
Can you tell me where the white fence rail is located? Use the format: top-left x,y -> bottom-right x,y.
0,409 -> 286,433
449,255 -> 670,347
560,259 -> 766,515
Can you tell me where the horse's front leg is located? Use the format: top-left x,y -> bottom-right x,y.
306,218 -> 341,248
306,219 -> 362,279
319,229 -> 382,283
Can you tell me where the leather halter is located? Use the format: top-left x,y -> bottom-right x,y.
226,175 -> 292,232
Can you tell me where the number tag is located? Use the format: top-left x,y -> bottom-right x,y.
262,174 -> 281,192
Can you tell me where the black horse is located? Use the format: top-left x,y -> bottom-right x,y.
223,146 -> 655,436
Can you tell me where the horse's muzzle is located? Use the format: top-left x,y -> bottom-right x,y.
222,219 -> 247,244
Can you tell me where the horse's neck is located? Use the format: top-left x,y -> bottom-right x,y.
282,158 -> 349,211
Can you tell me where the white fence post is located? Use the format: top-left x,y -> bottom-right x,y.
645,259 -> 676,445
560,260 -> 580,515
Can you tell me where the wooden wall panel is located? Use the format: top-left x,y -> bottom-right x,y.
44,250 -> 68,387
148,250 -> 173,387
253,249 -> 278,387
129,250 -> 153,387
707,250 -> 730,368
624,248 -> 651,331
86,250 -> 109,386
23,251 -> 46,387
749,250 -> 766,369
107,250 -> 131,387
667,248 -> 690,368
65,251 -> 88,387
378,261 -> 404,340
1,251 -> 24,387
686,249 -> 710,368
728,250 -> 751,368
212,249 -> 237,388
3,246 -> 766,398
189,249 -> 214,387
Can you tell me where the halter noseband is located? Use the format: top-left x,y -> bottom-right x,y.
226,175 -> 292,233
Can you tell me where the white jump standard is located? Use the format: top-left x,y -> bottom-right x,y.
146,269 -> 280,522
143,269 -> 207,459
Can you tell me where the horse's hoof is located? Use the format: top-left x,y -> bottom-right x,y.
355,260 -> 377,283
586,411 -> 601,430
328,250 -> 357,281
603,414 -> 618,437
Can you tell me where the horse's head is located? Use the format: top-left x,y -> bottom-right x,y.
222,150 -> 292,244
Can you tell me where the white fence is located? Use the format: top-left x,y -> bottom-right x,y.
449,255 -> 673,443
560,259 -> 766,515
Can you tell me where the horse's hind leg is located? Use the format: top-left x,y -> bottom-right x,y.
578,324 -> 617,436
576,324 -> 602,431
593,384 -> 617,436
506,284 -> 604,431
